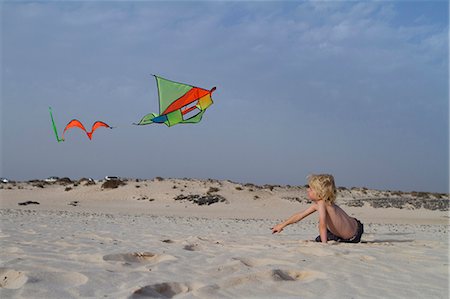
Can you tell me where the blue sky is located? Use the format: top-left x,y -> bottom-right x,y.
1,1 -> 448,193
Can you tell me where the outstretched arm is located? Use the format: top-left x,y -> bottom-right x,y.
317,200 -> 328,243
272,203 -> 317,234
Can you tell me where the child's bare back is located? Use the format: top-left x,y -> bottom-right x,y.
324,203 -> 358,240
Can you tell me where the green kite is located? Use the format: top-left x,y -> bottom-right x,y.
135,75 -> 216,127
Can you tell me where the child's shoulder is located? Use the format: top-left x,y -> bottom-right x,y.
325,202 -> 341,211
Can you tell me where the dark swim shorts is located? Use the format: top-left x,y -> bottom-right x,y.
315,218 -> 364,243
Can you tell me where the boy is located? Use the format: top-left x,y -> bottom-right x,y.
272,174 -> 364,243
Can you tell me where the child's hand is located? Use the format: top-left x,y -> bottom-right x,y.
271,224 -> 284,234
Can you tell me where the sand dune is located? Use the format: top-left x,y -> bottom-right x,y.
0,178 -> 448,298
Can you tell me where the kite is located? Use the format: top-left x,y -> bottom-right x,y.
135,75 -> 216,127
49,107 -> 112,141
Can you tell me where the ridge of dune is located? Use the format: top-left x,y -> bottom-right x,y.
1,178 -> 448,224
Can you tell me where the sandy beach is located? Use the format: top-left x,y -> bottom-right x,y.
0,178 -> 448,298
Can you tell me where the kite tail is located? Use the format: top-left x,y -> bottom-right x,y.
87,121 -> 112,139
62,119 -> 88,141
49,107 -> 64,142
134,113 -> 158,125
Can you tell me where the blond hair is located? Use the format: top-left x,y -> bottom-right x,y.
307,174 -> 336,204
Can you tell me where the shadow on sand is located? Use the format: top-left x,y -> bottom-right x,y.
362,239 -> 415,244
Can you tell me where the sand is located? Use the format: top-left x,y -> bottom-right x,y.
0,178 -> 448,298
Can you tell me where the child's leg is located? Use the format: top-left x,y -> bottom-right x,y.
315,229 -> 341,242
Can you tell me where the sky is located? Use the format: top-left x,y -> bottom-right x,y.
1,0 -> 448,193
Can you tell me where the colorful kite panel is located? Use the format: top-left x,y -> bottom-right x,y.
135,75 -> 215,127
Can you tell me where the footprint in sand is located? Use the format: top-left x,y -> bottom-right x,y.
213,257 -> 293,277
103,252 -> 176,264
130,282 -> 199,298
0,268 -> 28,289
197,269 -> 326,297
359,255 -> 376,262
269,269 -> 326,282
26,271 -> 88,287
181,236 -> 211,251
221,268 -> 325,288
183,244 -> 201,251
